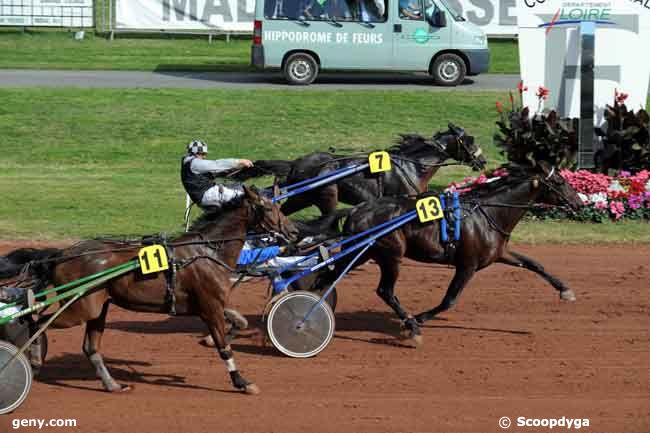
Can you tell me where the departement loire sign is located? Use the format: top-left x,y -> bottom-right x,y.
516,0 -> 650,119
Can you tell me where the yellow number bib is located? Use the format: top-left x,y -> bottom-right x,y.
138,245 -> 169,275
368,151 -> 391,173
416,197 -> 444,223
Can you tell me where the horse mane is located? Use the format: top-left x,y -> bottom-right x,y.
187,204 -> 248,234
389,134 -> 446,158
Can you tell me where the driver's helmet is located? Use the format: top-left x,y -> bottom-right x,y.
187,140 -> 208,155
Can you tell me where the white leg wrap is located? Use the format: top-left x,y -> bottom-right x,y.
225,358 -> 237,372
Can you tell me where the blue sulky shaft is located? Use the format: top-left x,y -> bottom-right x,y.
274,210 -> 417,293
272,163 -> 369,203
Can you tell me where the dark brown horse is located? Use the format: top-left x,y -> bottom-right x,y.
234,124 -> 487,216
311,162 -> 583,343
0,187 -> 297,395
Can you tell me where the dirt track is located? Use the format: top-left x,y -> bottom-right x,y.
1,243 -> 649,433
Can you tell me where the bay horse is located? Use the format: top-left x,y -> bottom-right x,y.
233,124 -> 487,216
311,162 -> 583,343
0,187 -> 297,395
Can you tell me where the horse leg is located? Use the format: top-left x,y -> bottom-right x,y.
374,259 -> 422,345
82,301 -> 130,392
498,250 -> 576,301
280,196 -> 312,216
415,266 -> 476,324
199,308 -> 248,347
197,290 -> 259,395
315,185 -> 338,216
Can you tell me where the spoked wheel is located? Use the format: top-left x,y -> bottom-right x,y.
266,291 -> 335,358
0,340 -> 33,415
288,273 -> 338,311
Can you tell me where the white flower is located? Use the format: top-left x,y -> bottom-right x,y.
578,193 -> 589,204
646,180 -> 650,192
589,192 -> 608,205
607,180 -> 625,192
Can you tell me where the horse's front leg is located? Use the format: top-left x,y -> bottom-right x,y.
374,258 -> 422,345
82,300 -> 131,392
415,265 -> 477,324
497,250 -> 576,301
196,287 -> 259,395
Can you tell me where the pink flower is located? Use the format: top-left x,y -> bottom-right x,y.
594,201 -> 608,210
609,201 -> 625,220
618,170 -> 631,178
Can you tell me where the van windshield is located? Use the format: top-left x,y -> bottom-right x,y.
438,0 -> 463,20
264,0 -> 388,23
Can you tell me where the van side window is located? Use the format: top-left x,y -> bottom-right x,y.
264,0 -> 386,22
399,0 -> 424,20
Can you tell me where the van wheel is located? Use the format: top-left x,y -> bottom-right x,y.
284,53 -> 319,85
431,53 -> 466,87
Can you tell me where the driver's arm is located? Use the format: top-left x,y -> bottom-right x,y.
190,158 -> 250,175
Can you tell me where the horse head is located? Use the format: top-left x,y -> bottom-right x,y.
531,161 -> 583,211
435,123 -> 487,171
242,186 -> 299,243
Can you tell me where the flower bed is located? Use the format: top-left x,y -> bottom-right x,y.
552,170 -> 650,222
446,169 -> 650,222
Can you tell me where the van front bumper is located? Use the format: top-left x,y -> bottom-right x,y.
463,49 -> 490,75
251,45 -> 265,69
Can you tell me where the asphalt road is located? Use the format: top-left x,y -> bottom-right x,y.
0,69 -> 520,90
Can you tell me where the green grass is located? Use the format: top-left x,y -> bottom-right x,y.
0,30 -> 519,73
0,88 -> 646,242
0,30 -> 253,71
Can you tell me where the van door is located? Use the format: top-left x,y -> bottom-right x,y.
261,0 -> 392,70
391,0 -> 451,71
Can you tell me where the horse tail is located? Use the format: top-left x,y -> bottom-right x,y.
230,160 -> 294,181
0,248 -> 63,280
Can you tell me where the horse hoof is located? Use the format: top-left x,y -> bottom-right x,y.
244,383 -> 261,395
108,384 -> 133,393
199,335 -> 216,347
560,290 -> 576,302
410,334 -> 424,347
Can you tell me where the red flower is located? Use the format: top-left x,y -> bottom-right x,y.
496,101 -> 504,113
536,86 -> 550,100
517,80 -> 528,93
615,88 -> 629,104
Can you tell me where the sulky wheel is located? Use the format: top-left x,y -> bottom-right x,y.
0,340 -> 33,415
266,291 -> 335,358
288,273 -> 338,312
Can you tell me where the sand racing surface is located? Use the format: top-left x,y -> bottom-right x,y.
1,243 -> 648,433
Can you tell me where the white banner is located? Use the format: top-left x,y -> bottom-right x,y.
116,0 -> 520,34
516,0 -> 650,119
0,0 -> 93,27
116,0 -> 256,32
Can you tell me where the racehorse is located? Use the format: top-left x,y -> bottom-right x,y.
233,124 -> 487,216
0,187 -> 297,395
311,162 -> 583,344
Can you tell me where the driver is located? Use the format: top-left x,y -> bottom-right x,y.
181,140 -> 254,212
